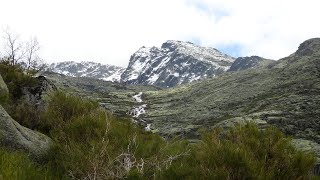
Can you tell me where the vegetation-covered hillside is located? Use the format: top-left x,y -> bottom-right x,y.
138,38 -> 320,143
0,60 -> 317,179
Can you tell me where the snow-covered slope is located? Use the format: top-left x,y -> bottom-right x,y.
48,61 -> 125,82
121,40 -> 235,87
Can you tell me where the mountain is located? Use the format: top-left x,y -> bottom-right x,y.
48,61 -> 125,82
43,38 -> 320,160
120,40 -> 235,87
47,42 -> 273,88
228,56 -> 274,72
46,38 -> 320,142
138,38 -> 320,140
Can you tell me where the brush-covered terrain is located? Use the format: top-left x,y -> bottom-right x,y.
0,38 -> 320,179
142,38 -> 320,141
45,39 -> 320,156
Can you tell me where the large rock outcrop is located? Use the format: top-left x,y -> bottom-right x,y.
22,75 -> 57,110
0,105 -> 52,160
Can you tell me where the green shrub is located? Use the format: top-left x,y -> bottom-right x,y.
40,91 -> 99,132
1,86 -> 316,179
156,123 -> 316,180
0,92 -> 8,105
0,149 -> 57,179
0,61 -> 37,101
40,91 -> 167,179
6,99 -> 42,130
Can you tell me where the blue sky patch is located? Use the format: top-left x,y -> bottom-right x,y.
216,44 -> 243,58
187,0 -> 229,21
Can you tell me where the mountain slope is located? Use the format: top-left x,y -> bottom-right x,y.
41,71 -> 162,116
228,56 -> 274,72
46,39 -> 320,143
48,61 -> 125,82
43,38 -> 320,161
129,38 -> 320,142
121,40 -> 235,87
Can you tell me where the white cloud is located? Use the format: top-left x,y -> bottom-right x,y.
0,0 -> 319,67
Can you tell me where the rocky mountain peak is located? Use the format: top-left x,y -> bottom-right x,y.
161,40 -> 234,64
48,61 -> 125,82
296,38 -> 320,57
121,40 -> 235,87
161,40 -> 193,50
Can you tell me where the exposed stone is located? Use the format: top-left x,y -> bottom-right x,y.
121,40 -> 235,87
47,61 -> 125,82
0,105 -> 52,161
228,56 -> 274,72
21,75 -> 57,110
295,38 -> 320,57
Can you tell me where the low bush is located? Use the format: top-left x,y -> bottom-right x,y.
0,92 -> 8,105
41,91 -> 170,179
6,99 -> 42,130
0,81 -> 316,179
156,123 -> 316,179
0,60 -> 37,101
0,148 -> 58,179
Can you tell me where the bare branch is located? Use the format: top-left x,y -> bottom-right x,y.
3,29 -> 25,65
25,37 -> 40,70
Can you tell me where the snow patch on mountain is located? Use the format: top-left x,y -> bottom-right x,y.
48,61 -> 125,82
121,40 -> 235,87
100,68 -> 125,82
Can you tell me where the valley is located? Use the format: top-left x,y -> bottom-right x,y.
43,38 -> 320,160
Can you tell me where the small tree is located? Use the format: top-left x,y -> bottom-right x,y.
25,37 -> 46,75
1,29 -> 46,74
3,29 -> 25,66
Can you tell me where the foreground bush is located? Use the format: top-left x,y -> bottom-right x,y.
0,149 -> 56,179
0,89 -> 317,179
0,60 -> 41,130
156,123 -> 316,179
0,60 -> 37,101
42,91 -> 171,179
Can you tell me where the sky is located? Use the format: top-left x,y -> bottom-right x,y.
0,0 -> 319,67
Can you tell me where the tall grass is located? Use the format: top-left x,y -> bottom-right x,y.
0,149 -> 58,180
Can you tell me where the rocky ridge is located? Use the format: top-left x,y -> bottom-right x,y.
48,61 -> 125,82
228,56 -> 274,72
47,41 -> 276,88
121,40 -> 235,87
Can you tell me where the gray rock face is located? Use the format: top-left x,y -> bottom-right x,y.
0,105 -> 52,160
228,56 -> 274,72
295,38 -> 320,57
48,61 -> 125,82
121,40 -> 235,87
0,74 -> 9,103
21,76 -> 57,111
